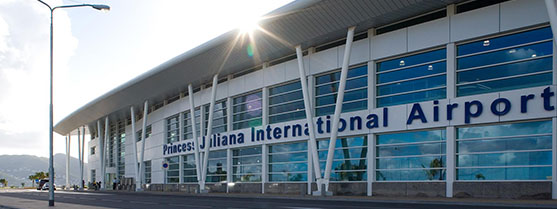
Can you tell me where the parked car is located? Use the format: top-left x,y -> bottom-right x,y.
41,182 -> 56,190
37,179 -> 48,190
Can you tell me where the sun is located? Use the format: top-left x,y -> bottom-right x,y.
239,18 -> 260,35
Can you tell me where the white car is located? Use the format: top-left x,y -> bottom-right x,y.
41,183 -> 56,190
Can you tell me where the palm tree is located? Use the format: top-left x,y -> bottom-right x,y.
0,179 -> 7,187
28,175 -> 35,188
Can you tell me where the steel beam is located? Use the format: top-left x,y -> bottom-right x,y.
188,84 -> 202,191
201,74 -> 219,192
139,101 -> 148,188
324,26 -> 355,193
130,106 -> 140,191
295,45 -> 323,194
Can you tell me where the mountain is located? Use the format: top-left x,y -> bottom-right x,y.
0,154 -> 87,187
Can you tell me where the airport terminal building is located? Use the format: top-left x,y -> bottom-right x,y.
55,0 -> 557,199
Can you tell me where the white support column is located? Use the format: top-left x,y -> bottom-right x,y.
130,106 -> 140,191
201,74 -> 219,193
446,126 -> 456,197
97,120 -> 104,189
188,84 -> 202,192
367,134 -> 375,196
367,28 -> 376,109
447,43 -> 456,99
139,101 -> 148,189
65,134 -> 70,190
545,0 -> 557,46
307,141 -> 313,195
77,128 -> 82,190
81,126 -> 85,190
103,117 -> 109,189
296,45 -> 323,195
324,26 -> 356,194
226,148 -> 232,193
261,144 -> 267,194
551,117 -> 557,199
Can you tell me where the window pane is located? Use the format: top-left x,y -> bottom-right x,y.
377,75 -> 445,96
457,57 -> 552,84
457,167 -> 551,180
457,41 -> 552,70
378,62 -> 446,83
378,49 -> 446,72
377,88 -> 446,107
315,66 -> 368,116
457,27 -> 552,56
457,73 -> 552,96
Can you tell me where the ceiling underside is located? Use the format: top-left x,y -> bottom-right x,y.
55,0 -> 464,135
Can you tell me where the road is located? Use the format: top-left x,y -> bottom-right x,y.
0,189 -> 556,209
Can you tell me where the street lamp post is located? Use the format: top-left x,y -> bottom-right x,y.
36,0 -> 109,206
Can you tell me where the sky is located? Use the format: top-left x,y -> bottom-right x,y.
0,0 -> 292,162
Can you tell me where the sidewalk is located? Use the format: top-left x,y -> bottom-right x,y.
91,189 -> 557,208
0,194 -> 110,209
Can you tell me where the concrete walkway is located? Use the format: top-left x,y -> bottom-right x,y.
90,189 -> 557,208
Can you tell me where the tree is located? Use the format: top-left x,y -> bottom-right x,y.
28,175 -> 36,188
0,179 -> 7,187
21,183 -> 24,188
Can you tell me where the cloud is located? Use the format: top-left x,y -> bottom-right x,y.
0,0 -> 78,158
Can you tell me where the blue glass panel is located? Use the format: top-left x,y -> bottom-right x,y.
458,120 -> 552,139
233,147 -> 262,156
208,150 -> 227,158
457,151 -> 552,167
233,92 -> 262,104
269,162 -> 307,172
458,136 -> 551,153
378,61 -> 446,84
318,160 -> 368,171
377,88 -> 446,107
457,167 -> 551,180
269,81 -> 301,95
269,142 -> 307,153
377,49 -> 446,72
269,91 -> 303,105
206,175 -> 226,182
183,177 -> 197,182
376,156 -> 446,169
269,110 -> 305,124
233,165 -> 262,173
233,101 -> 262,112
233,156 -> 262,165
316,100 -> 367,116
269,173 -> 307,182
318,148 -> 367,160
378,130 -> 445,145
268,152 -> 307,163
316,76 -> 367,95
269,100 -> 304,115
233,118 -> 262,130
378,75 -> 445,96
316,66 -> 367,85
317,137 -> 366,149
457,41 -> 552,70
457,57 -> 552,83
316,89 -> 367,106
457,72 -> 552,96
458,27 -> 552,56
377,143 -> 446,157
376,169 -> 445,181
233,174 -> 261,182
233,109 -> 262,121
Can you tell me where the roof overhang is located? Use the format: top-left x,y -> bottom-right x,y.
55,0 -> 464,135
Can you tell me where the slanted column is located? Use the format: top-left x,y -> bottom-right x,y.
188,84 -> 202,192
295,45 -> 323,195
130,106 -> 140,191
546,0 -> 557,46
80,126 -> 85,190
97,120 -> 104,189
201,74 -> 219,193
65,134 -> 70,190
139,101 -> 149,189
324,26 -> 356,194
103,117 -> 109,189
446,126 -> 456,197
77,128 -> 82,190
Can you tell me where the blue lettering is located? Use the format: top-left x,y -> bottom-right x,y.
521,94 -> 535,113
542,87 -> 555,111
491,98 -> 511,116
366,114 -> 379,129
465,101 -> 483,124
407,103 -> 427,124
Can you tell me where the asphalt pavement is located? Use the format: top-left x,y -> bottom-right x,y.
1,189 -> 557,209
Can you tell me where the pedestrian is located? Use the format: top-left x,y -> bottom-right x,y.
112,177 -> 117,190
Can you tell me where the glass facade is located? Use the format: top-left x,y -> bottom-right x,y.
376,130 -> 446,181
317,136 -> 367,181
136,125 -> 151,142
166,156 -> 180,183
456,27 -> 553,96
232,147 -> 262,182
166,114 -> 180,143
232,91 -> 262,130
376,48 -> 447,107
144,161 -> 151,184
117,121 -> 126,178
268,142 -> 308,182
183,154 -> 197,183
315,65 -> 368,116
457,120 -> 552,180
269,81 -> 305,124
206,150 -> 227,182
183,108 -> 201,140
204,100 -> 228,134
